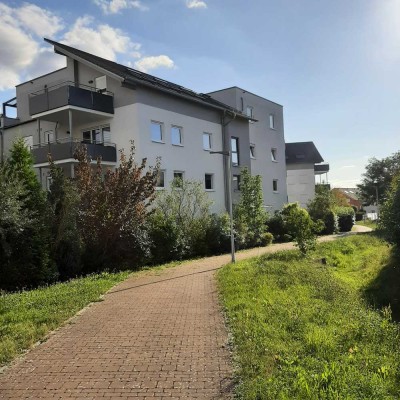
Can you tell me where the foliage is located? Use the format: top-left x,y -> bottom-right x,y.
357,151 -> 400,205
150,178 -> 217,262
74,143 -> 159,272
335,206 -> 355,232
0,271 -> 130,367
307,185 -> 338,234
218,235 -> 400,399
267,211 -> 292,242
379,173 -> 400,246
48,160 -> 82,280
234,168 -> 269,248
282,203 -> 322,254
331,188 -> 350,207
0,139 -> 55,290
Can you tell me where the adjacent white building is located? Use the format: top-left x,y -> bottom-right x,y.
286,141 -> 329,207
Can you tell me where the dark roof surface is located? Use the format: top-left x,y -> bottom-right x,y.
285,142 -> 324,164
44,38 -> 251,119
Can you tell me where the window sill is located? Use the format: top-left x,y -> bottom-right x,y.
272,160 -> 278,163
205,189 -> 215,192
273,191 -> 279,194
204,148 -> 212,152
172,143 -> 184,147
250,156 -> 256,160
151,140 -> 165,144
156,187 -> 165,191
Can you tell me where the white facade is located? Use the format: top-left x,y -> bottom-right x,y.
286,164 -> 316,208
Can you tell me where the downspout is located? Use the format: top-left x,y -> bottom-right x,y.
221,110 -> 236,211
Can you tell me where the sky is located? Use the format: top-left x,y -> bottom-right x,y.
1,0 -> 399,187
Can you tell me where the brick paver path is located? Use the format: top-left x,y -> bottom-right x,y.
0,232 -> 368,399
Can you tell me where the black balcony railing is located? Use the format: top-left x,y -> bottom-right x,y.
31,138 -> 117,165
29,81 -> 114,116
314,163 -> 330,174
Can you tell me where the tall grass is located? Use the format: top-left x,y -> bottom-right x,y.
218,234 -> 400,399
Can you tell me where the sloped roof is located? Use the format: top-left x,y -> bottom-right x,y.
285,141 -> 324,164
335,188 -> 360,201
44,38 -> 252,120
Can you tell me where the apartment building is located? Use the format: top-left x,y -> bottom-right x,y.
286,141 -> 330,207
1,38 -> 288,213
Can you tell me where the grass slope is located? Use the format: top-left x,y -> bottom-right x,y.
0,271 -> 130,367
218,234 -> 400,399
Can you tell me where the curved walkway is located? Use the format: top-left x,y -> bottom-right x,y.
0,232 -> 368,399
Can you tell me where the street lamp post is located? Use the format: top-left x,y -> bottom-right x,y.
210,150 -> 236,263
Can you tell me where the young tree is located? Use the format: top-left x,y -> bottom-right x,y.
282,203 -> 323,255
74,143 -> 159,271
234,168 -> 270,248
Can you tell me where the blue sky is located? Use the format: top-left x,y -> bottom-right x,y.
1,0 -> 399,187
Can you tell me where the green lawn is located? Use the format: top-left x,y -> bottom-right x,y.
218,234 -> 400,399
355,219 -> 378,229
0,271 -> 130,367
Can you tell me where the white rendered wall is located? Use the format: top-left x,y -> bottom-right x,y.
110,103 -> 226,214
286,164 -> 316,208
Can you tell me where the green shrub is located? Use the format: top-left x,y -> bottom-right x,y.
355,210 -> 366,221
282,203 -> 323,255
335,207 -> 355,232
322,210 -> 338,234
267,211 -> 291,242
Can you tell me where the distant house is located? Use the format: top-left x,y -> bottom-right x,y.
285,141 -> 329,208
332,188 -> 362,210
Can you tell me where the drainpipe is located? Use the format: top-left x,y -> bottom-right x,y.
221,111 -> 236,211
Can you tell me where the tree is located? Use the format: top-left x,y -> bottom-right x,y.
357,151 -> 400,205
234,168 -> 270,248
74,142 -> 159,271
307,185 -> 337,234
379,173 -> 400,246
282,203 -> 323,255
1,139 -> 55,289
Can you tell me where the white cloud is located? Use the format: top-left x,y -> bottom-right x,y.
186,0 -> 207,9
62,16 -> 141,61
0,2 -> 174,92
340,165 -> 356,169
93,0 -> 148,14
15,3 -> 64,37
134,55 -> 175,73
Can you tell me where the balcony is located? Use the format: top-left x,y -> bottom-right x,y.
314,163 -> 330,175
29,81 -> 114,116
31,138 -> 117,165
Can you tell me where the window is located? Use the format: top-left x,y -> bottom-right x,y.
273,179 -> 278,192
233,175 -> 241,191
205,174 -> 214,190
231,137 -> 239,166
82,125 -> 110,144
269,114 -> 275,129
156,170 -> 165,189
203,133 -> 212,150
271,148 -> 277,161
173,171 -> 184,187
246,106 -> 253,118
151,121 -> 163,142
171,126 -> 183,145
250,144 -> 256,159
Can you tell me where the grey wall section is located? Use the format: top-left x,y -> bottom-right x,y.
286,163 -> 316,207
209,87 -> 288,212
16,58 -> 73,121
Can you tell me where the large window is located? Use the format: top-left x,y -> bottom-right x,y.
231,137 -> 239,166
151,121 -> 163,142
205,174 -> 214,190
203,133 -> 212,150
171,126 -> 183,145
82,126 -> 110,144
